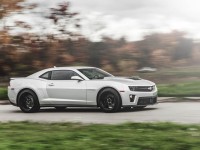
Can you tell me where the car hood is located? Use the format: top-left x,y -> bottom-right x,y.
103,76 -> 155,86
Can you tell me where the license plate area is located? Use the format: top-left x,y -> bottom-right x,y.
137,97 -> 157,105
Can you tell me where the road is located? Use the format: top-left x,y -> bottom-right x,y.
0,102 -> 200,124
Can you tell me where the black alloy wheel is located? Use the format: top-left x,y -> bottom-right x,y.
99,88 -> 121,113
18,90 -> 40,113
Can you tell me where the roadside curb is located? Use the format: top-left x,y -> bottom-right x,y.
1,97 -> 200,105
0,100 -> 9,105
157,97 -> 200,103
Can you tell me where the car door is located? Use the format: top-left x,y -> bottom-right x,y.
46,70 -> 87,105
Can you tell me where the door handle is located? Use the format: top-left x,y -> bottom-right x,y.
48,83 -> 54,86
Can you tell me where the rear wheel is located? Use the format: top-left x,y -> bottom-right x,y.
18,89 -> 40,113
99,88 -> 122,113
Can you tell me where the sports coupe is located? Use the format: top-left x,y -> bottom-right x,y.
8,66 -> 157,113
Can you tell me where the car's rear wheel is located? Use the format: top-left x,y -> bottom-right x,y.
55,107 -> 66,111
99,88 -> 122,113
18,89 -> 40,113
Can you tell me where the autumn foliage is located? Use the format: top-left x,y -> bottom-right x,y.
0,1 -> 200,79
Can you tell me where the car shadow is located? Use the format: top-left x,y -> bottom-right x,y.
11,107 -> 158,113
40,107 -> 102,113
40,107 -> 158,113
120,107 -> 158,113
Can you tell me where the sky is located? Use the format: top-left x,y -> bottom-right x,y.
3,0 -> 200,41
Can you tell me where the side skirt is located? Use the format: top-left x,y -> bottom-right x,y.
40,104 -> 98,108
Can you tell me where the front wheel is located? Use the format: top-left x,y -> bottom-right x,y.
99,88 -> 122,113
18,90 -> 40,113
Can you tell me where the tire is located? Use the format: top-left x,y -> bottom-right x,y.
98,88 -> 122,113
55,107 -> 66,111
18,89 -> 40,113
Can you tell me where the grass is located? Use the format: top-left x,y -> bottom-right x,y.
158,81 -> 200,97
0,122 -> 200,150
0,87 -> 8,100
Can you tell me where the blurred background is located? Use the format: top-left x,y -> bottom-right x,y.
1,0 -> 200,97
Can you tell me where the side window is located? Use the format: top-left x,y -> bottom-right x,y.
39,71 -> 52,80
51,70 -> 81,80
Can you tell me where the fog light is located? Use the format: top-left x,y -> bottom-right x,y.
129,94 -> 135,102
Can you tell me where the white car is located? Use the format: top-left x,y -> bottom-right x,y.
8,66 -> 157,113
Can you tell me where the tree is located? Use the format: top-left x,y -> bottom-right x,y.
46,2 -> 80,39
0,0 -> 23,19
88,42 -> 107,67
172,37 -> 193,60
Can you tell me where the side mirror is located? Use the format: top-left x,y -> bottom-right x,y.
71,76 -> 83,81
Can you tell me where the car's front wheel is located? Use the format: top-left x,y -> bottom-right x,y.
99,88 -> 122,113
18,89 -> 40,113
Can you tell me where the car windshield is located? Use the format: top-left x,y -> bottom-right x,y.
78,68 -> 113,79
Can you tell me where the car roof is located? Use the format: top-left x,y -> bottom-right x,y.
27,66 -> 96,78
50,66 -> 96,70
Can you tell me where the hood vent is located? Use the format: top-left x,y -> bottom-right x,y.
127,76 -> 141,80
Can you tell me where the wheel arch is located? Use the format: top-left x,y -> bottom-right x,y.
96,86 -> 122,107
17,88 -> 39,106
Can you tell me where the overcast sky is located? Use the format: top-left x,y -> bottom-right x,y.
3,0 -> 200,41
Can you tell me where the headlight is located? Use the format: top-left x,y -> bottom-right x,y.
129,85 -> 155,91
149,86 -> 154,91
129,86 -> 136,91
152,85 -> 156,91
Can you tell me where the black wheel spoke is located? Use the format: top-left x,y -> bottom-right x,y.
22,94 -> 34,111
101,93 -> 116,111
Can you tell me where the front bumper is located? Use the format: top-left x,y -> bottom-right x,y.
121,90 -> 158,106
137,96 -> 157,105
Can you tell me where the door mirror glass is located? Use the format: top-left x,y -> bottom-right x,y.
71,76 -> 83,81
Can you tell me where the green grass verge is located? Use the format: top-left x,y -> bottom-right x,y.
158,81 -> 200,97
0,122 -> 200,150
0,87 -> 8,100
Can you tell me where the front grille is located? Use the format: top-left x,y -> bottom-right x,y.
135,86 -> 154,92
137,97 -> 157,105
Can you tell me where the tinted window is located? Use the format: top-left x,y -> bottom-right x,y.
78,68 -> 112,79
51,70 -> 81,80
39,71 -> 51,80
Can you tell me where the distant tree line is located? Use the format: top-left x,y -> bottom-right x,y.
0,0 -> 200,78
1,30 -> 199,77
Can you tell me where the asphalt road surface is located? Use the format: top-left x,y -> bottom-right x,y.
0,102 -> 200,124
